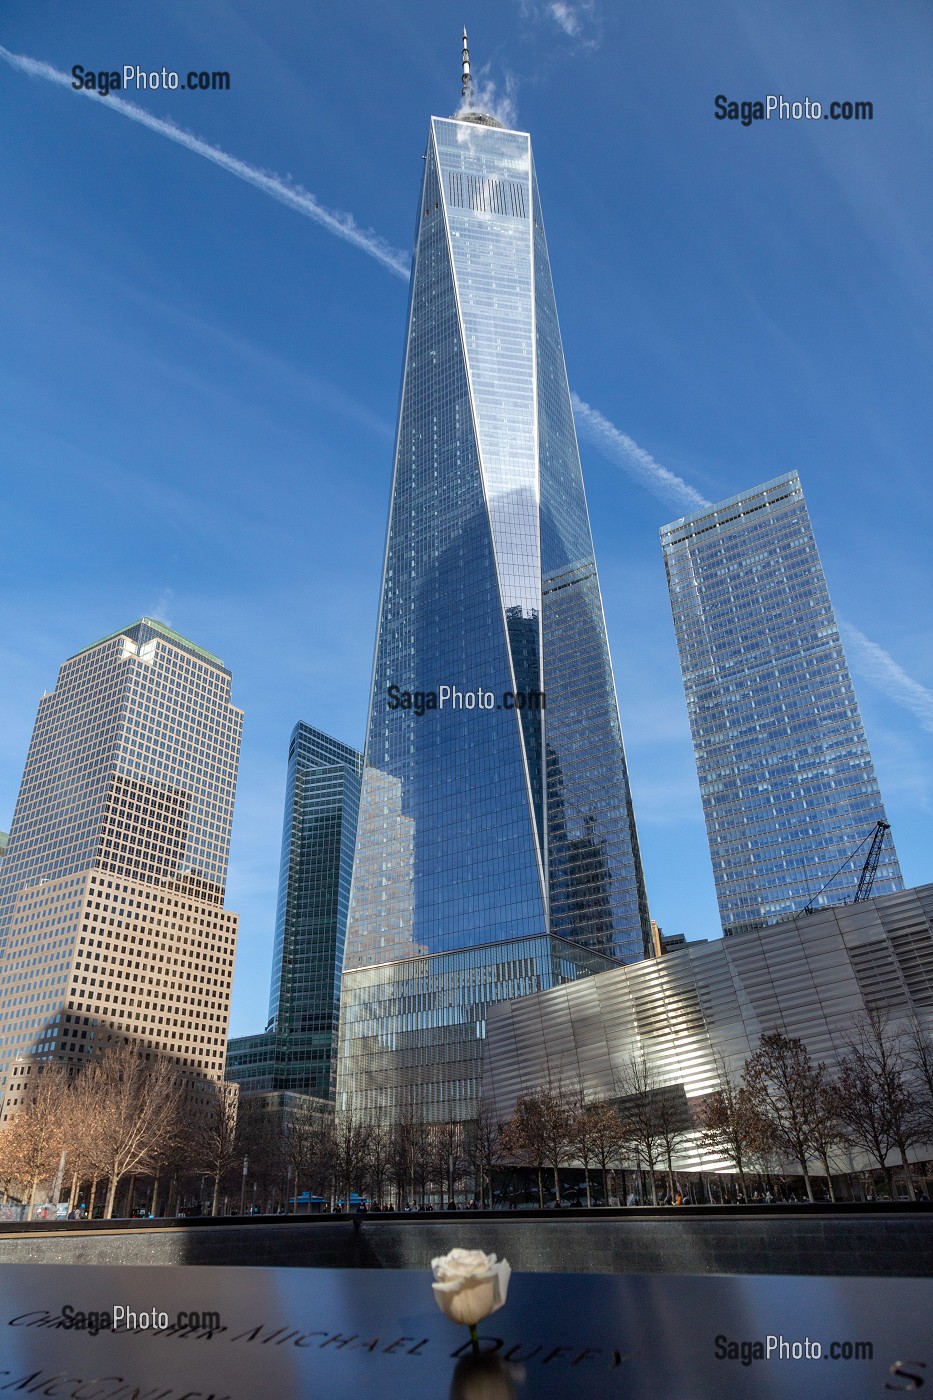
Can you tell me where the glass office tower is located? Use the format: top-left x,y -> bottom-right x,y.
338,52 -> 651,1122
661,472 -> 902,935
227,724 -> 361,1099
0,618 -> 241,1111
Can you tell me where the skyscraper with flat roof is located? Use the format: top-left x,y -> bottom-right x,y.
227,723 -> 361,1099
0,618 -> 242,1114
338,38 -> 651,1123
661,471 -> 902,935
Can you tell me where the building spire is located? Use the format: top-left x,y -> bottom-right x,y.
461,27 -> 473,104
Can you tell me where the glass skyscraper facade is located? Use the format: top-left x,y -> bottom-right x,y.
0,618 -> 241,1111
661,472 -> 902,935
338,73 -> 651,1122
227,723 -> 361,1099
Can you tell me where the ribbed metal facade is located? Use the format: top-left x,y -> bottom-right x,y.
484,884 -> 933,1172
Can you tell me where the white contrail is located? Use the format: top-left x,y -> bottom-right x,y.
570,392 -> 933,741
570,393 -> 712,514
6,48 -> 931,742
840,623 -> 933,735
0,45 -> 411,281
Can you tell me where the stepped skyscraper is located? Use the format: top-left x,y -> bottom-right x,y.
338,37 -> 651,1122
0,619 -> 241,1116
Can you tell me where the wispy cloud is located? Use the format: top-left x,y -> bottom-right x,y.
840,623 -> 933,735
7,48 -> 930,756
146,589 -> 175,628
571,393 -> 712,514
520,0 -> 601,45
457,70 -> 519,130
548,2 -> 584,36
572,399 -> 933,743
0,46 -> 411,281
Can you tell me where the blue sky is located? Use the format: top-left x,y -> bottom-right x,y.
1,0 -> 931,1038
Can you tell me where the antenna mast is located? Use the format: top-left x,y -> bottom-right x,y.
461,27 -> 473,104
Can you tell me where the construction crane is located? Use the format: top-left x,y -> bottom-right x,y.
853,820 -> 890,902
801,819 -> 890,915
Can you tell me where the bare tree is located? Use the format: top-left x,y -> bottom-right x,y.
89,1045 -> 181,1218
499,1093 -> 550,1206
387,1111 -> 414,1210
463,1097 -> 502,1208
0,1063 -> 70,1213
614,1056 -> 668,1204
566,1086 -> 608,1206
654,1087 -> 692,1201
832,1010 -> 925,1200
742,1031 -> 824,1201
280,1099 -> 313,1213
904,1014 -> 933,1144
365,1118 -> 392,1208
433,1120 -> 464,1206
809,1081 -> 846,1201
60,1062 -> 107,1215
587,1099 -> 628,1204
235,1096 -> 285,1214
412,1113 -> 436,1205
196,1081 -> 240,1216
332,1107 -> 369,1208
538,1082 -> 573,1204
697,1070 -> 772,1199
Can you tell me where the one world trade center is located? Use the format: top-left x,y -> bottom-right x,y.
338,36 -> 652,1122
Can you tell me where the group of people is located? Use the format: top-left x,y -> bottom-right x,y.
332,1199 -> 482,1213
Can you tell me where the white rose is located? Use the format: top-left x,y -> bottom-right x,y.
431,1248 -> 512,1327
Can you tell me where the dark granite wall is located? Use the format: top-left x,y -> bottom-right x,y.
0,1207 -> 931,1276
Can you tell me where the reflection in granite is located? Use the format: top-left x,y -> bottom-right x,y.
450,1353 -> 518,1400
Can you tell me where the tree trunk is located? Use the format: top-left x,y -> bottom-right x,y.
583,1167 -> 591,1207
104,1172 -> 120,1220
27,1175 -> 39,1217
126,1175 -> 136,1218
87,1177 -> 98,1219
898,1151 -> 916,1201
602,1165 -> 609,1203
150,1171 -> 160,1217
536,1167 -> 544,1209
67,1173 -> 79,1213
211,1171 -> 221,1217
552,1162 -> 561,1204
799,1158 -> 814,1201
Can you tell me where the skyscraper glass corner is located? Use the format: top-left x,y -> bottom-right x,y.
661,471 -> 903,935
338,72 -> 651,1123
227,723 -> 362,1099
